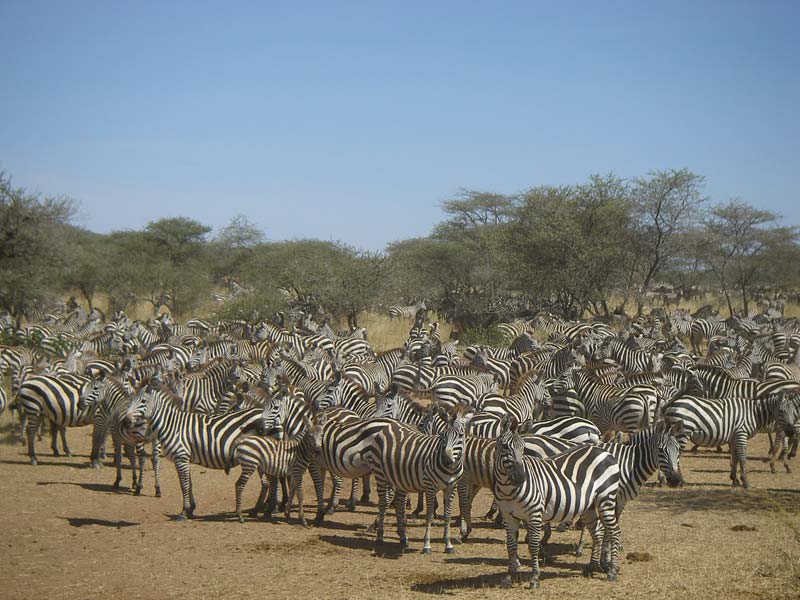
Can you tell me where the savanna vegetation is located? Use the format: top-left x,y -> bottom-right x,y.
2,169 -> 798,335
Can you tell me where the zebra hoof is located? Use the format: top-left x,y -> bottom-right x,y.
133,487 -> 142,497
500,576 -> 513,589
29,458 -> 38,466
575,547 -> 583,557
155,488 -> 162,498
445,546 -> 455,554
175,514 -> 188,522
238,515 -> 245,524
422,547 -> 432,555
112,481 -> 120,489
325,505 -> 336,515
346,502 -> 356,513
529,579 -> 539,590
742,481 -> 750,490
786,466 -> 792,474
65,452 -> 72,458
607,571 -> 618,582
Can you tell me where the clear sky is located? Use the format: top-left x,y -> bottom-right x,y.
1,1 -> 798,250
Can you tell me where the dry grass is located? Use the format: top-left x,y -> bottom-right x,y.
1,412 -> 799,600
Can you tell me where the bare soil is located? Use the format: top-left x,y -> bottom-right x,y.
1,413 -> 798,600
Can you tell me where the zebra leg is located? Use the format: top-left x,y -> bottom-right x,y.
59,424 -> 71,457
734,433 -> 750,489
234,462 -> 255,522
277,476 -> 289,512
395,490 -> 409,549
264,478 -> 279,520
49,421 -> 60,457
374,478 -> 389,546
112,431 -> 124,489
359,474 -> 372,505
422,490 -> 436,554
501,515 -> 521,589
457,480 -> 472,541
442,484 -> 456,554
135,443 -> 146,496
25,414 -> 41,465
600,501 -> 621,581
525,514 -> 543,589
575,524 -> 588,557
287,467 -> 307,526
412,491 -> 425,516
250,473 -> 269,517
345,477 -> 358,511
151,441 -> 162,497
307,461 -> 325,524
174,458 -> 194,519
484,499 -> 498,521
90,421 -> 106,469
769,431 -> 782,474
325,472 -> 343,515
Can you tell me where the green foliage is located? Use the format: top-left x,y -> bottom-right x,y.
0,171 -> 76,319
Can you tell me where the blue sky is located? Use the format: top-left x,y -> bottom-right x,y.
1,1 -> 798,250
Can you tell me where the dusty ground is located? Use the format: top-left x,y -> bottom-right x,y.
1,412 -> 798,600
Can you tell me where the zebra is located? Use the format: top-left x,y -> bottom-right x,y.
120,387 -> 264,519
431,373 -> 497,414
388,302 -> 426,320
573,422 -> 683,555
17,373 -> 101,464
226,413 -> 325,525
664,393 -> 793,488
342,348 -> 406,396
457,434 -> 577,542
569,370 -> 657,440
769,397 -> 800,473
78,377 -> 161,496
366,407 -> 470,554
493,416 -> 622,588
602,338 -> 661,374
690,318 -> 729,354
168,358 -> 241,414
315,413 -> 399,517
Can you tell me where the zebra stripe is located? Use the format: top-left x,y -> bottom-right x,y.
493,418 -> 622,588
120,390 -> 263,518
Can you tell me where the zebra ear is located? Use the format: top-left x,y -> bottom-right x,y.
668,420 -> 683,436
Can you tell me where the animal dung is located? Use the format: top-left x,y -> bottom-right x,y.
626,552 -> 653,562
730,525 -> 757,532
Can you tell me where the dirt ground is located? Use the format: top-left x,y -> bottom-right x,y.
1,412 -> 798,600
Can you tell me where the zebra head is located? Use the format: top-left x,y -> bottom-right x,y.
78,373 -> 106,412
315,374 -> 343,412
120,387 -> 154,444
653,421 -> 683,488
776,395 -> 800,439
495,415 -> 527,485
440,407 -> 469,467
374,386 -> 400,419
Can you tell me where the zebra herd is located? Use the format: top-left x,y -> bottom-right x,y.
2,302 -> 800,589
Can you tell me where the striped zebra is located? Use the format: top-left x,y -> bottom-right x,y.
226,413 -> 325,525
79,377 -> 161,496
573,422 -> 683,555
342,348 -> 407,396
431,373 -> 497,414
602,338 -> 661,374
470,348 -> 513,392
690,318 -> 729,354
315,413 -> 398,517
569,370 -> 657,440
388,302 -> 426,320
17,373 -> 101,464
493,416 -> 622,588
366,407 -> 470,554
120,388 -> 264,519
169,358 -> 241,414
769,397 -> 800,473
664,394 -> 794,488
457,434 -> 576,542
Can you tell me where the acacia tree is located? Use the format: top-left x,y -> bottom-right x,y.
509,175 -> 633,318
0,172 -> 76,322
696,200 -> 782,316
628,169 -> 707,314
